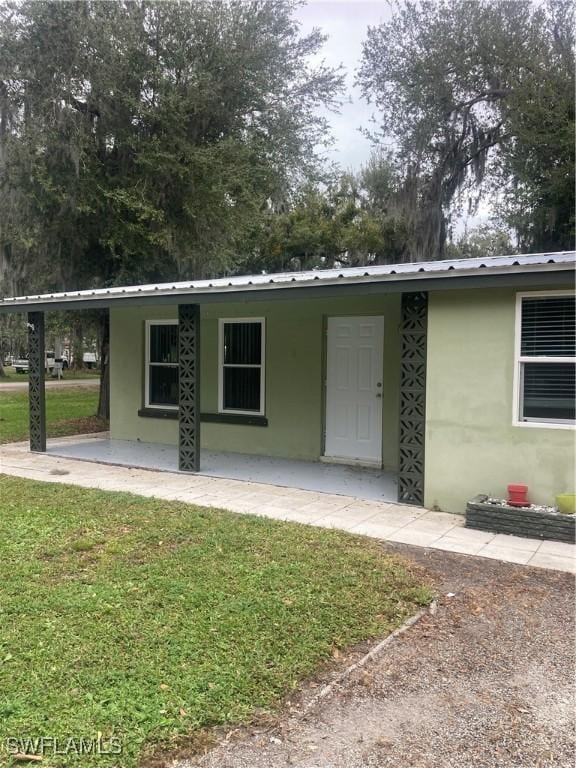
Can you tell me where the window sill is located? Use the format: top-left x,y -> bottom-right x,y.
138,408 -> 268,427
203,412 -> 268,427
513,419 -> 575,431
138,407 -> 178,420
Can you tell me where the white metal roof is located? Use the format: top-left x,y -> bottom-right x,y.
0,251 -> 574,311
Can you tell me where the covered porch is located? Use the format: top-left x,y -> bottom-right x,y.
20,281 -> 429,507
46,434 -> 398,501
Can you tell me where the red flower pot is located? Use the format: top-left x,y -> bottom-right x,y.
507,484 -> 530,507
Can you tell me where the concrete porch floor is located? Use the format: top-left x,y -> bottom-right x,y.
46,436 -> 398,502
0,435 -> 574,574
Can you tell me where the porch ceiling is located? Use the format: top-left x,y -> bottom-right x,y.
1,251 -> 574,313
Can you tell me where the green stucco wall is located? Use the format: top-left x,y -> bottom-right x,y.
109,294 -> 402,469
425,287 -> 575,513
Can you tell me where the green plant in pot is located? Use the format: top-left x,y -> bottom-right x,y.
556,494 -> 576,515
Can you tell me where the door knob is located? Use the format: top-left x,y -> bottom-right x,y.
376,393 -> 382,398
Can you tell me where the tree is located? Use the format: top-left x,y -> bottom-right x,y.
445,223 -> 517,260
0,0 -> 343,288
496,1 -> 575,251
0,312 -> 28,377
358,0 -> 574,260
0,0 -> 343,412
242,161 -> 410,273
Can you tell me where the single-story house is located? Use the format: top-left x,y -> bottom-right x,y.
1,251 -> 574,514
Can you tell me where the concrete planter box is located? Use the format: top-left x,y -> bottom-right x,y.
466,495 -> 576,543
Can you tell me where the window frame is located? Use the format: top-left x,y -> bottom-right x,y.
218,318 -> 266,416
144,319 -> 179,411
513,291 -> 575,430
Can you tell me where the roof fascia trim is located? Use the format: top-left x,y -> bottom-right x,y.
0,268 -> 573,314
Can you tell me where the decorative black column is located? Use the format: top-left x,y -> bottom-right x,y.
178,304 -> 200,472
398,292 -> 428,506
28,311 -> 46,452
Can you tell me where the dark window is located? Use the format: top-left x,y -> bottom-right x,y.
522,362 -> 575,422
147,322 -> 179,407
521,296 -> 576,357
223,322 -> 262,365
223,367 -> 261,411
221,320 -> 264,413
150,324 -> 178,364
519,295 -> 575,424
150,366 -> 179,406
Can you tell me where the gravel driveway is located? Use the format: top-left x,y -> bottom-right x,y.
175,545 -> 575,768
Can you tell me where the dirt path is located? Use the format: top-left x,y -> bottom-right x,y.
176,545 -> 575,768
0,378 -> 99,392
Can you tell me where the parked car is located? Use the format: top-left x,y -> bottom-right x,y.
13,351 -> 60,374
82,351 -> 99,369
57,354 -> 69,370
13,358 -> 29,374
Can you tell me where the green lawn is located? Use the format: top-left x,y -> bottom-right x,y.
0,388 -> 105,444
0,366 -> 100,383
0,476 -> 431,767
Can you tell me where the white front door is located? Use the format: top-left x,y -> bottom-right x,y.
324,316 -> 384,465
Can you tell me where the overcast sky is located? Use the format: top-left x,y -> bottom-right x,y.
295,0 -> 393,173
